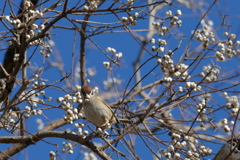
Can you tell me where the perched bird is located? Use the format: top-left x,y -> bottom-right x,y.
81,85 -> 130,127
214,139 -> 240,160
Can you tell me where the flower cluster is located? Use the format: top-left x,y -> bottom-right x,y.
163,132 -> 185,159
32,81 -> 46,89
57,85 -> 98,124
152,10 -> 182,37
83,0 -> 101,11
74,122 -> 89,138
174,63 -> 190,80
200,65 -> 220,82
198,145 -> 212,157
156,55 -> 174,79
185,81 -> 201,92
152,22 -> 169,37
61,126 -> 90,155
103,61 -> 111,70
13,53 -> 20,62
62,108 -> 80,124
5,0 -> 45,47
24,106 -> 42,119
0,111 -> 19,131
58,93 -> 82,124
184,137 -> 201,159
5,16 -> 26,29
215,32 -> 240,61
163,132 -> 212,159
221,118 -> 235,132
122,12 -> 138,26
151,38 -> 167,52
103,47 -> 123,70
156,54 -> 191,83
196,98 -> 207,114
61,141 -> 77,154
194,19 -> 215,48
40,44 -> 53,58
169,10 -> 182,27
223,92 -> 239,116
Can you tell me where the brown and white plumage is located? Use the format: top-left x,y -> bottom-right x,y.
214,139 -> 240,160
81,85 -> 129,127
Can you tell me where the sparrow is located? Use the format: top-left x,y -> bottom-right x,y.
214,139 -> 240,160
81,85 -> 130,127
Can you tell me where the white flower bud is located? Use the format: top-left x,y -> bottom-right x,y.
157,47 -> 164,53
68,149 -> 73,154
223,125 -> 230,132
78,122 -> 84,127
166,10 -> 172,16
176,10 -> 182,16
158,31 -> 164,37
223,32 -> 229,37
25,34 -> 30,39
61,149 -> 66,153
48,97 -> 52,101
122,17 -> 128,22
40,24 -> 45,30
178,86 -> 183,92
103,61 -> 110,67
156,58 -> 162,64
174,153 -> 180,159
97,128 -> 103,133
29,30 -> 34,35
32,24 -> 38,30
49,151 -> 55,157
115,52 -> 123,59
83,130 -> 88,135
134,12 -> 139,18
8,41 -> 13,46
5,16 -> 11,22
74,123 -> 79,127
25,106 -> 31,111
221,118 -> 228,125
230,121 -> 234,125
83,5 -> 89,11
229,33 -> 236,39
150,38 -> 155,44
24,113 -> 31,119
152,46 -> 157,52
45,54 -> 50,58
168,145 -> 174,151
57,97 -> 64,103
37,110 -> 42,115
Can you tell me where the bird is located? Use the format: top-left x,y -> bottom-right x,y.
214,139 -> 240,160
81,85 -> 130,128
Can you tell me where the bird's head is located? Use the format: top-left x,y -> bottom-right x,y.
81,85 -> 98,100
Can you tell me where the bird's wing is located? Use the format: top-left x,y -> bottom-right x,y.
98,96 -> 120,123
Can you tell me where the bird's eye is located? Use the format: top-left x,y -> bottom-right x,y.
232,141 -> 237,147
229,140 -> 240,153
